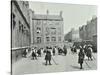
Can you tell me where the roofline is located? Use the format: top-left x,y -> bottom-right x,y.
32,18 -> 63,21
12,0 -> 30,29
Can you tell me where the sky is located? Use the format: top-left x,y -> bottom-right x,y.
29,1 -> 97,34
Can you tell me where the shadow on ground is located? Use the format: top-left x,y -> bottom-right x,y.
70,65 -> 80,69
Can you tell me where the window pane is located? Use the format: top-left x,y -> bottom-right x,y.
46,37 -> 50,42
37,37 -> 41,43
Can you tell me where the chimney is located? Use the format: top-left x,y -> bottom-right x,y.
32,10 -> 34,14
60,11 -> 63,17
47,10 -> 49,15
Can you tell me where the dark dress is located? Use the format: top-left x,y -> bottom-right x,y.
63,46 -> 67,55
32,51 -> 36,57
86,48 -> 92,58
45,51 -> 51,61
78,51 -> 84,64
37,49 -> 41,56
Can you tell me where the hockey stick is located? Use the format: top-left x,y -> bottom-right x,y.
84,60 -> 91,68
92,54 -> 96,60
51,57 -> 58,65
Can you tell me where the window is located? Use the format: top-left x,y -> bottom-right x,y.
22,1 -> 25,6
37,27 -> 41,30
36,20 -> 41,25
25,2 -> 29,8
58,27 -> 61,34
51,28 -> 56,35
19,22 -> 24,33
55,21 -> 60,25
12,13 -> 16,29
23,26 -> 26,34
51,37 -> 56,41
45,27 -> 50,35
43,21 -> 47,25
46,37 -> 50,42
19,21 -> 21,31
20,24 -> 23,33
37,27 -> 41,34
37,37 -> 41,43
58,37 -> 61,41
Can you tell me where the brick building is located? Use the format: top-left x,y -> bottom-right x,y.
11,0 -> 31,63
30,10 -> 64,48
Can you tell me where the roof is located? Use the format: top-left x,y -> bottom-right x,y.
32,14 -> 63,21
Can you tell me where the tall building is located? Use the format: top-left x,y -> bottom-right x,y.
79,25 -> 87,40
72,29 -> 80,42
64,28 -> 80,42
64,30 -> 72,42
79,17 -> 97,44
11,0 -> 31,62
30,10 -> 64,48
